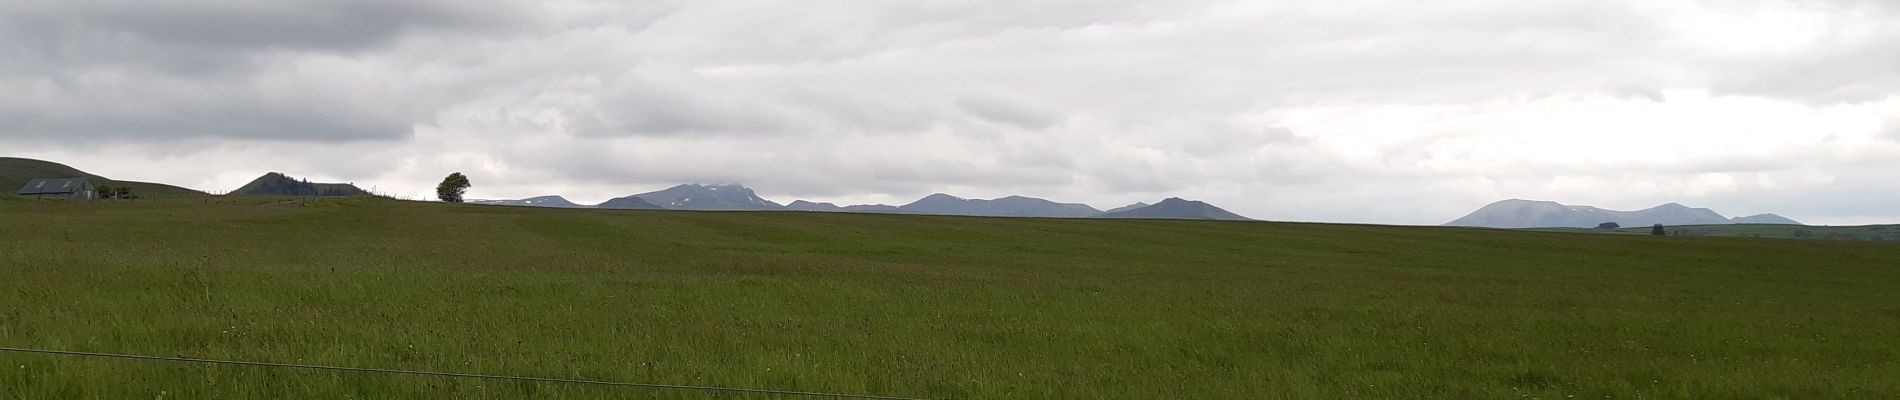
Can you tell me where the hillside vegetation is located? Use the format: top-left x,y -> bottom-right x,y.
0,157 -> 205,198
1,198 -> 1896,398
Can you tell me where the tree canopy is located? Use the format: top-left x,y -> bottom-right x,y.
436,173 -> 471,203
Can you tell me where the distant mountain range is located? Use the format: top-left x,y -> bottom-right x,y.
230,172 -> 372,197
892,193 -> 1102,218
1103,202 -> 1150,214
786,200 -> 901,213
473,183 -> 1251,221
1445,199 -> 1801,228
469,195 -> 585,208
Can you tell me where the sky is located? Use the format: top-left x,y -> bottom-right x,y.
2,0 -> 1896,225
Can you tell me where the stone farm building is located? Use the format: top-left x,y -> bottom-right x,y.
16,178 -> 97,200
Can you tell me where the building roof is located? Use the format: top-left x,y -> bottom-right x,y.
17,177 -> 93,195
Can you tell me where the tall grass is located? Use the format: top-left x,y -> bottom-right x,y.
1,198 -> 1896,398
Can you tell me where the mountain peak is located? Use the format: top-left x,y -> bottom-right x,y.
632,183 -> 782,211
1731,213 -> 1803,225
786,200 -> 844,212
231,172 -> 369,197
472,195 -> 585,208
1098,198 -> 1250,221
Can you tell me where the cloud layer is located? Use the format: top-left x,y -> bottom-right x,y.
4,0 -> 1897,224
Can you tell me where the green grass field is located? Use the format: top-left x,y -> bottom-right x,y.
2,198 -> 1896,398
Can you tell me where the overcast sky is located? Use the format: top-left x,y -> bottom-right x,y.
3,0 -> 1896,225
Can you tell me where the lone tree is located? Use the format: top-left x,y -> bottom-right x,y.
437,172 -> 472,203
1651,224 -> 1666,236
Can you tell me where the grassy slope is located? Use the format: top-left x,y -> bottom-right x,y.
0,157 -> 205,198
1,198 -> 1896,399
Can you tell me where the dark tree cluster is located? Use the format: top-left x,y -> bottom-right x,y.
437,172 -> 472,203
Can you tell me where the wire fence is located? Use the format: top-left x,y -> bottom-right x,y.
0,346 -> 927,400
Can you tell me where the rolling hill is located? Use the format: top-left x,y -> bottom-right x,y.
229,172 -> 372,197
1730,213 -> 1804,225
0,157 -> 206,198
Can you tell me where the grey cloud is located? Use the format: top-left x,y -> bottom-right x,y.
1886,113 -> 1900,142
785,89 -> 946,133
1604,83 -> 1665,102
573,67 -> 810,137
1693,2 -> 1900,103
1704,168 -> 1900,225
1169,124 -> 1313,158
630,0 -> 1191,65
0,1 -> 537,143
0,70 -> 417,143
1706,42 -> 1900,104
5,0 -> 1899,225
957,94 -> 1060,130
2,1 -> 534,54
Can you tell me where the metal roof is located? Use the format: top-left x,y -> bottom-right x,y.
16,178 -> 93,195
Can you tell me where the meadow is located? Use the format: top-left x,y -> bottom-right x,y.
1,197 -> 1896,398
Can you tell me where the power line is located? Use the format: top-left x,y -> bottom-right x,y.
0,347 -> 927,400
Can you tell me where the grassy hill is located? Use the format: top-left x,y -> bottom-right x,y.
229,172 -> 372,197
0,157 -> 206,198
1,198 -> 1896,398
